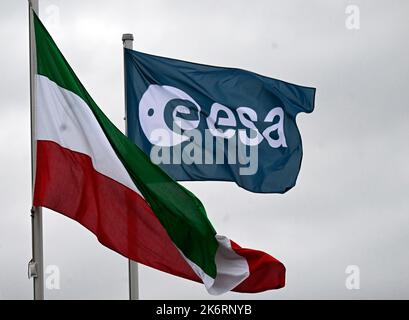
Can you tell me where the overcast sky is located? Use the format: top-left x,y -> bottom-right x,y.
0,0 -> 408,299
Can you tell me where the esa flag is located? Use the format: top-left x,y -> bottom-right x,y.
125,49 -> 315,193
32,14 -> 285,294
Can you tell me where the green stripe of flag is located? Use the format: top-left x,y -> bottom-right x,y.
33,13 -> 218,278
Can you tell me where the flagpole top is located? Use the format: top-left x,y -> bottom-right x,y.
122,34 -> 134,42
29,0 -> 39,12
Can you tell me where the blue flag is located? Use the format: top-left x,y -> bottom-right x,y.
125,49 -> 315,193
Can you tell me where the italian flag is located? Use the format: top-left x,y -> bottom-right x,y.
32,13 -> 285,295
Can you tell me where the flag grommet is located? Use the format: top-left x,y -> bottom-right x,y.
28,259 -> 38,279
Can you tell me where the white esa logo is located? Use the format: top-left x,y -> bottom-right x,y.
139,85 -> 287,148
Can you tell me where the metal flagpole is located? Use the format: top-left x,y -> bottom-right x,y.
28,0 -> 44,300
122,33 -> 139,300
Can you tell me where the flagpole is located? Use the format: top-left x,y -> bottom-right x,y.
28,0 -> 44,300
122,33 -> 139,300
